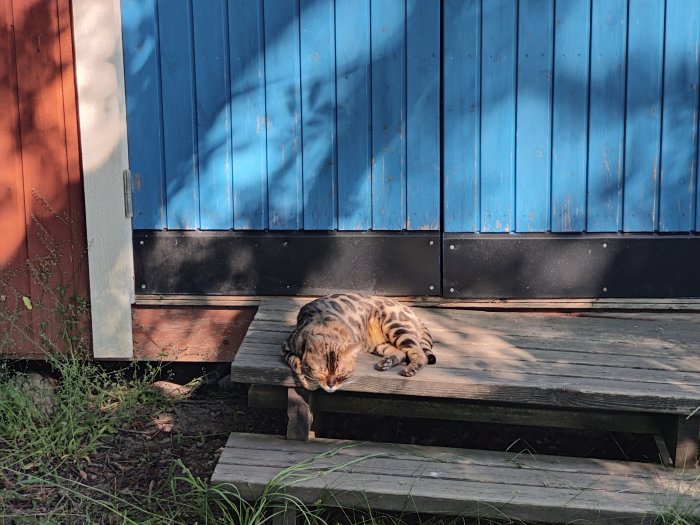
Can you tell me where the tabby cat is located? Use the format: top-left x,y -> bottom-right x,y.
282,293 -> 435,392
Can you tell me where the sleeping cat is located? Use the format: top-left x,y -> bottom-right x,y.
282,293 -> 435,392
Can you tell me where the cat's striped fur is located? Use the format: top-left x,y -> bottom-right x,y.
282,293 -> 435,392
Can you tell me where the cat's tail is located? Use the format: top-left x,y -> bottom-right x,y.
419,323 -> 436,365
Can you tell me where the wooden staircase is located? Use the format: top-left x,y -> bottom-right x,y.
212,298 -> 700,523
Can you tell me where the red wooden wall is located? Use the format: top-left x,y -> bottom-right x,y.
0,0 -> 88,357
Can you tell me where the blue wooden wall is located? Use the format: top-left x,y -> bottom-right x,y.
123,0 -> 700,234
444,0 -> 700,233
122,0 -> 439,231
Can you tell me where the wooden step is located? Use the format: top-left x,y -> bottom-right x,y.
231,298 -> 700,467
211,432 -> 700,524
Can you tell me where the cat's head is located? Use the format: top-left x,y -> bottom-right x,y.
301,333 -> 362,393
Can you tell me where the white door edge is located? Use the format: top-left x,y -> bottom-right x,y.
71,0 -> 134,359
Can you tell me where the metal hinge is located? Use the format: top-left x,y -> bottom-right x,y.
123,169 -> 133,219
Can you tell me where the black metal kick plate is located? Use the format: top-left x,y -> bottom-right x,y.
443,234 -> 700,298
134,231 -> 440,296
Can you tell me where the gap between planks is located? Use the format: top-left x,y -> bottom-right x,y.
134,294 -> 700,311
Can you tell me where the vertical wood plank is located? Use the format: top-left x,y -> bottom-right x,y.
587,0 -> 626,233
12,0 -> 86,353
623,0 -> 664,232
230,0 -> 267,230
264,0 -> 303,230
193,0 -> 232,230
335,0 -> 371,231
371,0 -> 406,231
551,0 -> 590,232
158,0 -> 198,229
0,0 -> 28,274
300,0 -> 337,230
121,0 -> 165,230
443,0 -> 480,233
0,0 -> 32,354
480,0 -> 516,232
659,0 -> 700,233
406,0 -> 440,231
515,0 -> 554,232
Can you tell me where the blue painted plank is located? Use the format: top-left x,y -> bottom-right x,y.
660,0 -> 700,233
192,0 -> 232,230
300,0 -> 336,230
335,0 -> 371,231
480,0 -> 516,232
406,0 -> 440,231
370,0 -> 406,230
157,0 -> 198,229
443,0 -> 480,233
515,0 -> 553,232
121,0 -> 165,229
623,0 -> 664,232
587,0 -> 626,232
551,0 -> 590,233
264,0 -> 303,230
229,0 -> 267,230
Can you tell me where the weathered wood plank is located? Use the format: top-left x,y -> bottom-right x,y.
249,385 -> 659,435
134,295 -> 700,311
132,306 -> 255,361
211,433 -> 700,524
235,352 -> 700,398
220,432 -> 676,477
241,330 -> 700,374
232,299 -> 700,414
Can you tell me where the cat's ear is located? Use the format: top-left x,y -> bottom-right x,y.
342,343 -> 363,360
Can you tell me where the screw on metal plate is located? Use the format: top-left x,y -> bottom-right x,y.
602,242 -> 608,248
449,245 -> 455,250
139,240 -> 144,245
429,240 -> 434,246
450,287 -> 455,293
603,286 -> 608,292
140,284 -> 146,289
283,241 -> 288,246
429,285 -> 435,290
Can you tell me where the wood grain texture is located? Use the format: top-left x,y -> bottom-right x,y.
231,298 -> 700,414
264,0 -> 302,230
229,0 -> 267,230
551,0 -> 590,232
587,0 -> 626,232
158,0 -> 198,230
659,0 -> 700,232
132,306 -> 255,361
623,0 -> 664,232
1,0 -> 89,357
212,433 -> 700,524
192,0 -> 233,230
515,0 -> 553,232
335,0 -> 371,230
370,0 -> 406,230
442,0 -> 480,233
406,0 -> 440,231
300,0 -> 337,230
121,0 -> 165,229
480,0 -> 516,232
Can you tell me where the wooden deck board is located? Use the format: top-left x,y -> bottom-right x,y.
211,433 -> 700,524
231,298 -> 700,414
